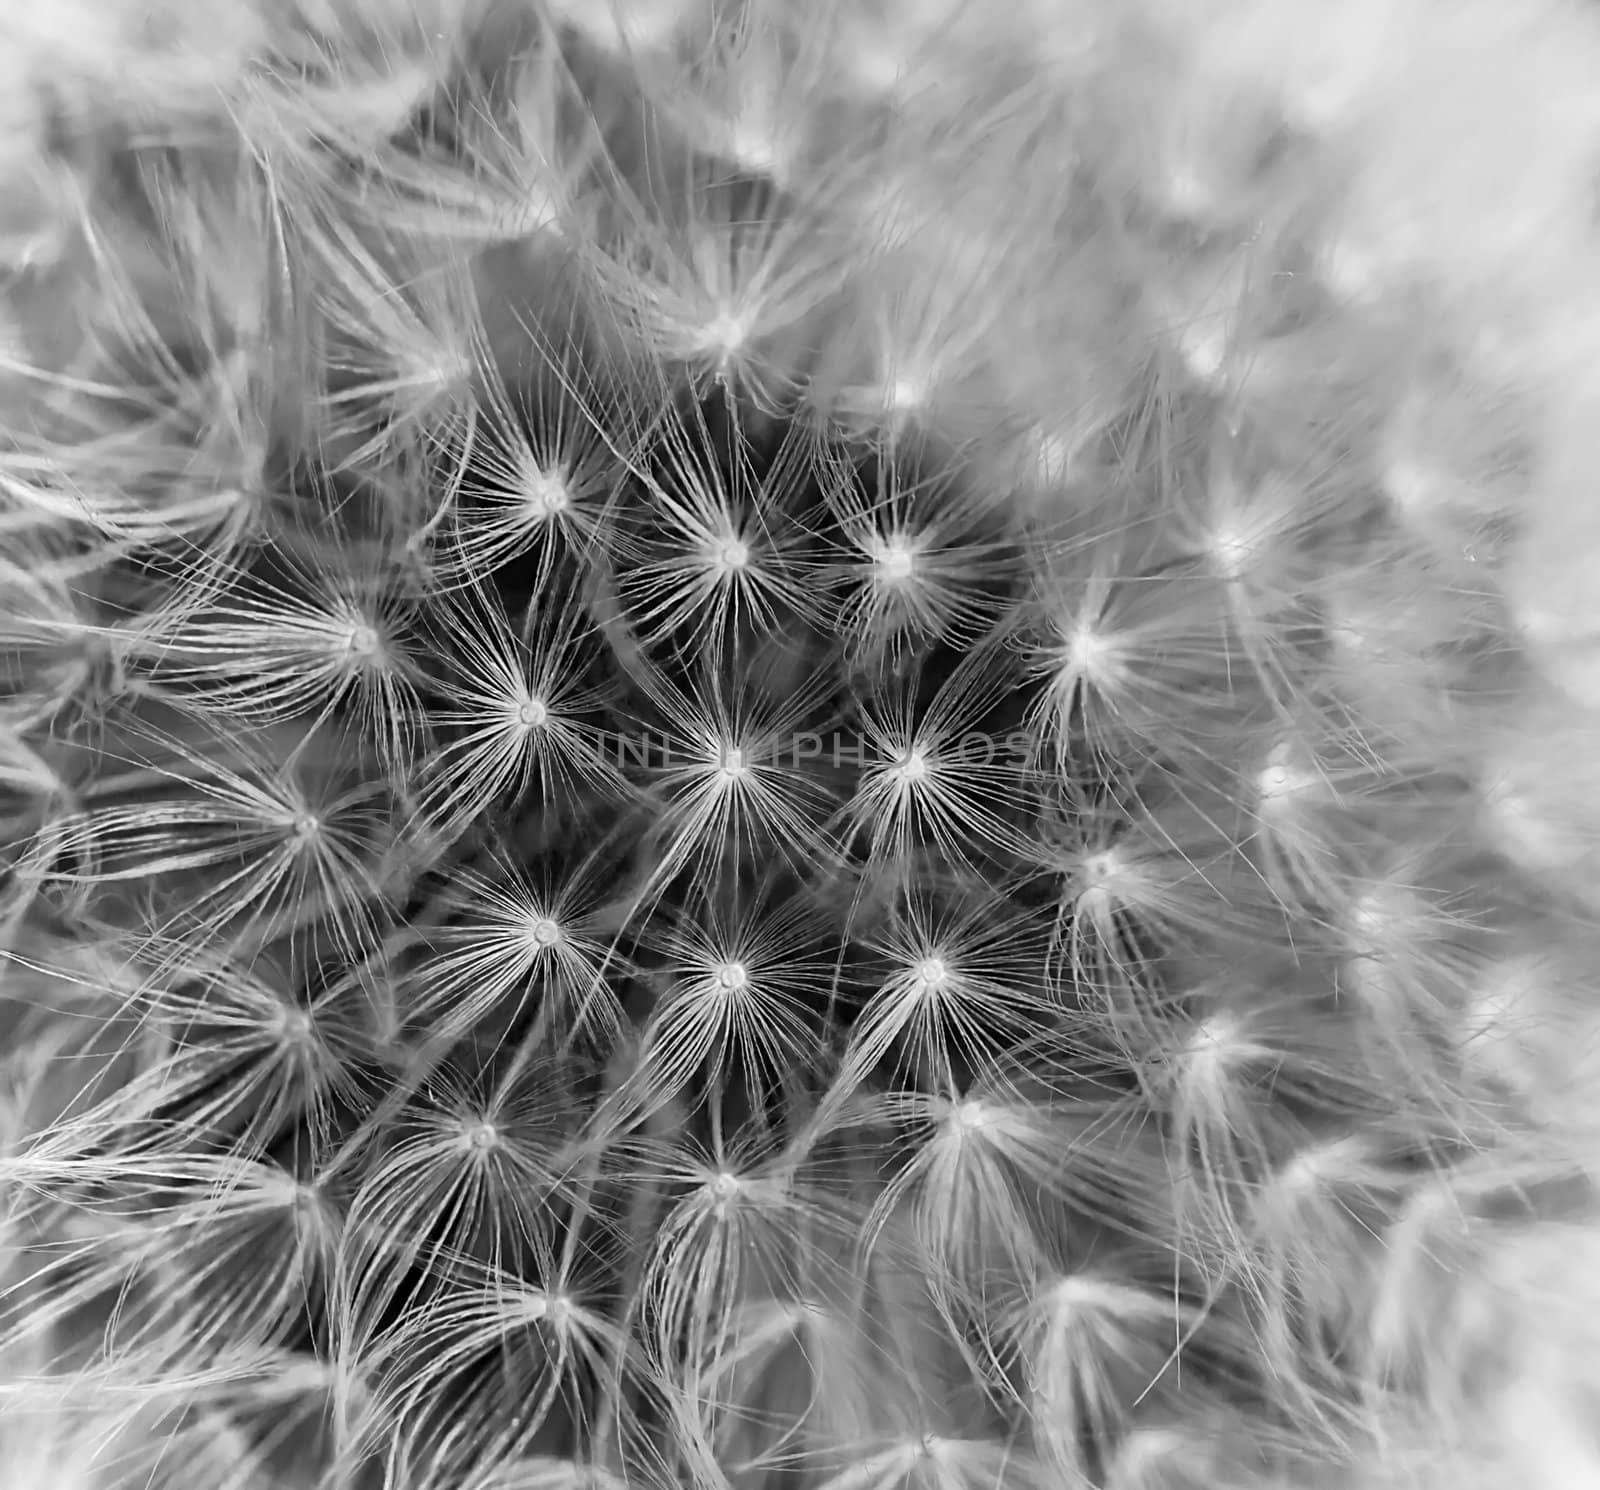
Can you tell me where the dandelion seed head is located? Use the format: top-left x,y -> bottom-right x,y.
1258,761 -> 1299,804
9,15 -> 1556,1481
1043,1271 -> 1125,1317
713,959 -> 749,993
1258,740 -> 1315,809
1187,1012 -> 1242,1076
892,745 -> 931,784
1276,1135 -> 1365,1202
730,113 -> 786,174
1460,954 -> 1545,1067
343,620 -> 381,659
1350,886 -> 1393,946
407,347 -> 473,401
1327,612 -> 1374,658
273,1005 -> 316,1047
1383,457 -> 1440,518
1065,620 -> 1116,679
1208,518 -> 1259,580
712,535 -> 751,573
458,1119 -> 500,1153
873,533 -> 918,585
1079,848 -> 1122,891
1112,1428 -> 1194,1482
697,303 -> 751,359
546,1290 -> 577,1329
952,1098 -> 991,1133
287,1178 -> 335,1238
885,373 -> 929,416
518,1286 -> 567,1326
1179,319 -> 1229,383
1482,772 -> 1575,873
521,464 -> 572,523
914,956 -> 949,990
524,914 -> 564,951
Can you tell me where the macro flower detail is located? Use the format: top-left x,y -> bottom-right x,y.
2,3 -> 1600,1489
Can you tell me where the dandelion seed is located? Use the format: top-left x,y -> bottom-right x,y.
612,396 -> 827,666
522,466 -> 573,524
421,580 -> 623,838
818,887 -> 1056,1110
884,373 -> 930,418
812,1431 -> 1021,1490
1344,880 -> 1420,1011
851,1083 -> 1076,1311
391,845 -> 622,1051
528,915 -> 563,950
615,891 -> 827,1124
1244,732 -> 1354,910
299,231 -> 483,475
1178,316 -> 1231,384
822,444 -> 1021,666
1004,1267 -> 1190,1486
426,321 -> 629,589
339,1062 -> 577,1353
1162,969 -> 1392,1287
873,533 -> 918,584
1257,739 -> 1314,809
363,1253 -> 623,1487
1241,1130 -> 1413,1403
545,0 -> 691,55
1182,1011 -> 1254,1093
715,535 -> 751,572
952,1098 -> 989,1132
833,647 -> 1031,884
120,543 -> 428,770
1479,756 -> 1588,879
1334,856 -> 1507,1126
591,165 -> 843,409
1048,832 -> 1150,997
29,719 -> 403,965
623,665 -> 838,911
632,1132 -> 812,1464
1206,517 -> 1261,582
892,747 -> 930,786
1019,537 -> 1246,775
18,936 -> 352,1157
86,1158 -> 344,1368
809,218 -> 1021,442
1382,457 -> 1440,522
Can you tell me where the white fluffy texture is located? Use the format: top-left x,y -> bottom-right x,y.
1162,0 -> 1600,719
5,2 -> 1600,1488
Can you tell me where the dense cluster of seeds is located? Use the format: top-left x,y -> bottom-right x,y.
3,3 -> 1600,1488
